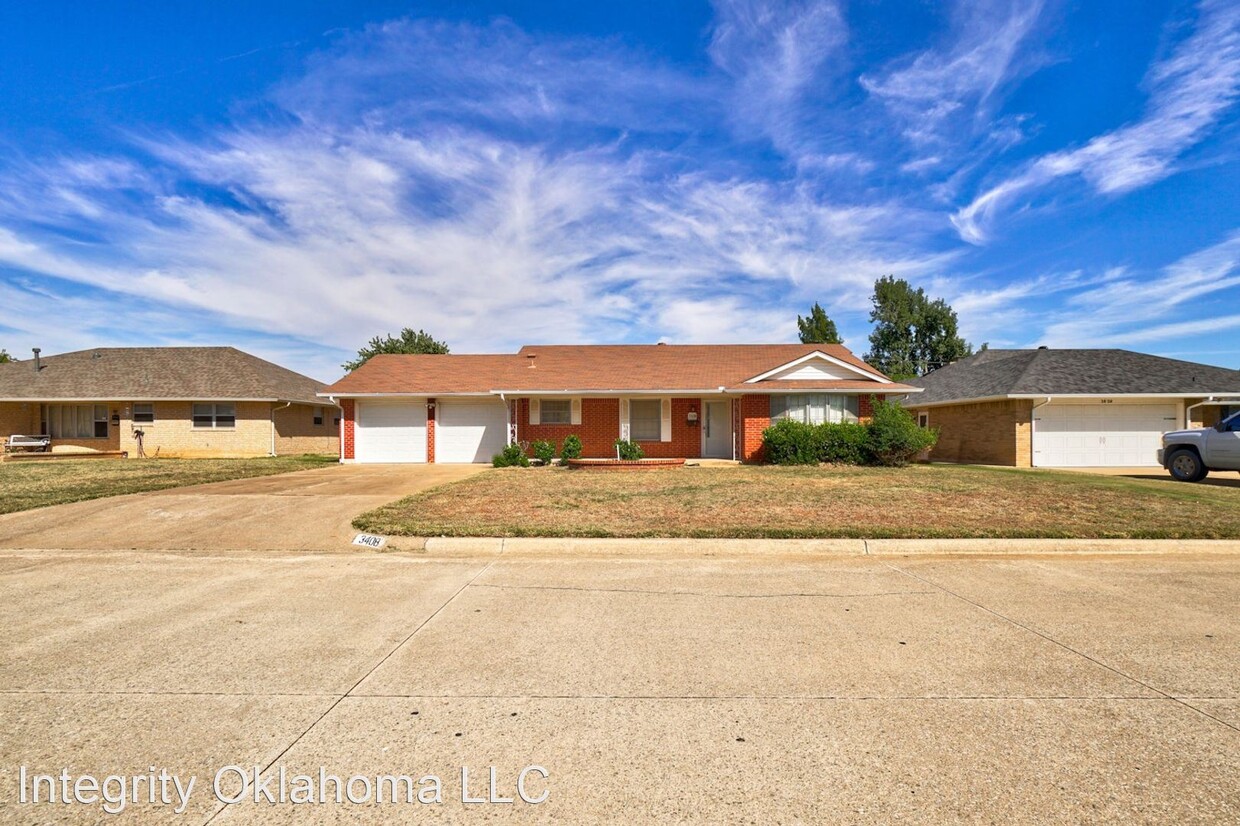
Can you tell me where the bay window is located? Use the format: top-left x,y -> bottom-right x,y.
770,394 -> 860,424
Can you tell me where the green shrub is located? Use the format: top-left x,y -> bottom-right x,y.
762,418 -> 820,465
820,421 -> 872,464
866,398 -> 937,466
561,435 -> 583,461
492,442 -> 531,468
531,439 -> 556,465
614,438 -> 644,460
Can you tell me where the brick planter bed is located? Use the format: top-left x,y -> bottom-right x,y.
565,458 -> 686,471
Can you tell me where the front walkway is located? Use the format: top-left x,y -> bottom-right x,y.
0,463 -> 488,552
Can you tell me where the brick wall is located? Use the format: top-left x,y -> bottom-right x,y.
117,401 -> 271,458
0,402 -> 39,441
858,393 -> 886,419
273,403 -> 340,456
426,398 -> 436,463
739,394 -> 770,463
517,398 -> 620,458
912,399 -> 1034,467
342,399 -> 356,460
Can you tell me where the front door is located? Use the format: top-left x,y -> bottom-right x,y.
703,401 -> 731,458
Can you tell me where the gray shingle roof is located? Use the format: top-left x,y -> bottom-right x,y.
0,347 -> 329,406
907,348 -> 1240,405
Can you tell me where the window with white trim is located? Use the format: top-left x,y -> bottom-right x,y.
193,403 -> 236,429
629,399 -> 661,441
917,412 -> 929,428
46,404 -> 109,438
132,403 -> 155,424
540,399 -> 571,425
314,406 -> 324,426
770,394 -> 860,424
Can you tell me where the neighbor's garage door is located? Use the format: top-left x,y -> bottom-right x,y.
436,399 -> 509,463
1033,403 -> 1179,467
355,400 -> 427,463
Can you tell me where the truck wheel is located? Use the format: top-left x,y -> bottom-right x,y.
1166,449 -> 1208,482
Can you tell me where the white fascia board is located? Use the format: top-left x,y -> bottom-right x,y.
488,389 -> 725,396
743,351 -> 892,384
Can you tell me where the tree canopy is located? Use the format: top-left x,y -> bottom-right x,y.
864,276 -> 971,380
796,302 -> 842,344
0,349 -> 10,364
343,328 -> 449,372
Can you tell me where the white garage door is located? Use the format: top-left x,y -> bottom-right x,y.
1033,403 -> 1179,467
436,400 -> 509,463
355,400 -> 427,463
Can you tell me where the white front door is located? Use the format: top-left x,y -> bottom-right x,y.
702,400 -> 731,458
436,399 -> 509,463
1033,402 -> 1179,467
355,400 -> 427,463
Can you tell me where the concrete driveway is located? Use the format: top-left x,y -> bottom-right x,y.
0,546 -> 1236,823
0,464 -> 487,552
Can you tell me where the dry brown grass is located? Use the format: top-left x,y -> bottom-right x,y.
355,464 -> 1240,539
0,454 -> 336,514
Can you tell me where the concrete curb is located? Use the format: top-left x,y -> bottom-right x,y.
399,536 -> 1240,557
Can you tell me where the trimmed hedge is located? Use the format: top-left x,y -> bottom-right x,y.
762,398 -> 936,467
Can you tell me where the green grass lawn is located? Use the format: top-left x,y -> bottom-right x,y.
354,464 -> 1240,539
0,454 -> 337,515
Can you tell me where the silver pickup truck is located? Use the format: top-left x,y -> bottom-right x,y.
1158,410 -> 1240,481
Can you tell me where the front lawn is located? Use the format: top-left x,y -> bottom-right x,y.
0,454 -> 337,515
354,464 -> 1240,539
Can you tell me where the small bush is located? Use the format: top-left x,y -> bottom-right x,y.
820,421 -> 872,465
866,398 -> 937,466
762,418 -> 820,465
531,439 -> 556,465
492,442 -> 531,468
614,438 -> 644,460
561,435 -> 583,461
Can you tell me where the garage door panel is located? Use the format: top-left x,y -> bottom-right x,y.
1033,403 -> 1176,467
436,401 -> 508,464
356,401 -> 427,463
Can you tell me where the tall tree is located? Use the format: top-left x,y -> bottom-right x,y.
864,276 -> 971,380
0,349 -> 10,364
343,328 -> 449,372
796,302 -> 842,344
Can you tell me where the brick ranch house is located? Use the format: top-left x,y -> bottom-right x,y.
319,344 -> 918,464
0,347 -> 340,458
901,348 -> 1240,468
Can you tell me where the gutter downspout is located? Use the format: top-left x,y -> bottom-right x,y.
327,396 -> 342,462
1186,397 -> 1214,429
498,392 -> 511,445
1029,396 -> 1052,467
270,401 -> 292,456
718,386 -> 735,461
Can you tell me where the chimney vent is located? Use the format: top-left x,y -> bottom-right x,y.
32,348 -> 41,373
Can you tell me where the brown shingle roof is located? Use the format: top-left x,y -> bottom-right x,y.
0,347 -> 330,406
322,344 -> 909,395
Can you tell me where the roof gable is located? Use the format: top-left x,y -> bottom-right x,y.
744,351 -> 890,384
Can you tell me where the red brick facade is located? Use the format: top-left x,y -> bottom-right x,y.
341,398 -> 355,460
426,398 -> 436,463
517,397 -> 620,457
343,392 -> 886,463
739,394 -> 770,463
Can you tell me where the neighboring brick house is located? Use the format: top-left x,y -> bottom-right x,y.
0,347 -> 339,458
902,348 -> 1240,468
320,344 -> 914,464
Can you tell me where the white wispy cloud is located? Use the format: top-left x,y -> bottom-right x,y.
861,0 -> 1049,147
0,16 -> 952,376
954,0 -> 1240,244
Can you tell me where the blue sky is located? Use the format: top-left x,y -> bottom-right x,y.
1,0 -> 1239,380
